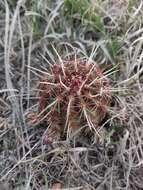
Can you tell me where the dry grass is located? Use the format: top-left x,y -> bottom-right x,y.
0,0 -> 143,189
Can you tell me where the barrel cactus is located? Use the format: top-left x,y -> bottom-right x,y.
30,58 -> 111,143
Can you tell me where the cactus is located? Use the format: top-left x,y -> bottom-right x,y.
34,58 -> 111,142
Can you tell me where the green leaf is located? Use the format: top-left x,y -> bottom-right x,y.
107,39 -> 121,59
128,0 -> 136,13
64,0 -> 105,36
90,14 -> 105,34
64,0 -> 90,16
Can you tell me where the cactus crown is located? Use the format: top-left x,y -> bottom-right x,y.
37,58 -> 111,140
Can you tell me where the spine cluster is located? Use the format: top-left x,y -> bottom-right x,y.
37,58 -> 111,141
